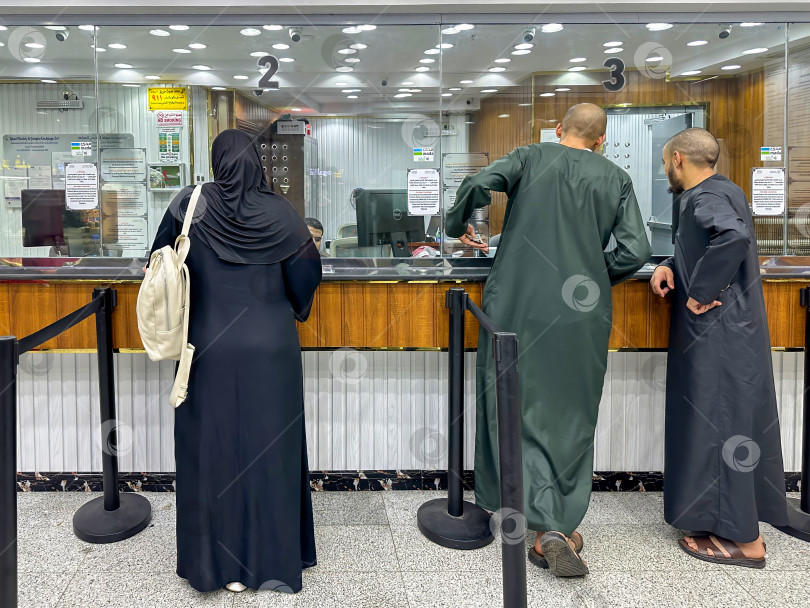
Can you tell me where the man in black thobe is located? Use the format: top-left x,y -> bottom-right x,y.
651,128 -> 787,567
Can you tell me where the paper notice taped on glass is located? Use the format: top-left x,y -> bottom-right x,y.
65,162 -> 99,210
407,168 -> 440,216
752,167 -> 785,216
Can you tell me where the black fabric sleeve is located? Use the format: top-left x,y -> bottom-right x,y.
281,240 -> 323,322
687,192 -> 750,304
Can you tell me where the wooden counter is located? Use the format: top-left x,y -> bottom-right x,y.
2,279 -> 808,351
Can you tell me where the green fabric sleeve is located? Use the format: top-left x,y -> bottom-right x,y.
444,148 -> 525,238
604,176 -> 653,285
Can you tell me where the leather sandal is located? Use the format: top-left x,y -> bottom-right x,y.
539,531 -> 590,577
678,535 -> 766,569
528,531 -> 584,569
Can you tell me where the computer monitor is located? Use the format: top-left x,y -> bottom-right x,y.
21,189 -> 89,252
354,189 -> 426,258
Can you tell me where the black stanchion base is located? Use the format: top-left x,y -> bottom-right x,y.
73,493 -> 152,544
774,497 -> 810,542
417,498 -> 494,550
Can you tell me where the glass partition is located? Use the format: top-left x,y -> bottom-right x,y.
0,18 -> 804,264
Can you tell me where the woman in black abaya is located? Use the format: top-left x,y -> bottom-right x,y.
149,129 -> 321,593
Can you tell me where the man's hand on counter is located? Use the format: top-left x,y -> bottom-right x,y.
650,265 -> 674,297
458,223 -> 489,254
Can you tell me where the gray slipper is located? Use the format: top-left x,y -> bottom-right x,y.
539,531 -> 589,577
528,531 -> 584,569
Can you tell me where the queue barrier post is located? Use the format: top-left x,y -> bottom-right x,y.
0,336 -> 18,608
775,287 -> 810,541
417,288 -> 494,549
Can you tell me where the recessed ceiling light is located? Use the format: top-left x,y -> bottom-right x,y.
456,24 -> 474,31
401,81 -> 415,85
145,75 -> 161,79
193,65 -> 211,70
233,74 -> 249,79
291,107 -> 302,111
338,48 -> 357,55
743,47 -> 769,54
570,57 -> 587,63
336,66 -> 354,72
489,67 -> 506,72
108,43 -> 127,49
189,43 -> 207,49
344,58 -> 360,63
350,43 -> 367,50
460,79 -> 474,84
263,25 -> 283,30
604,48 -> 623,54
419,58 -> 435,64
517,102 -> 532,106
25,42 -> 45,49
465,121 -> 475,124
740,22 -> 763,27
44,26 -> 66,31
250,51 -> 269,57
169,25 -> 189,31
115,63 -> 134,69
498,113 -> 510,118
347,95 -> 358,99
335,81 -> 349,86
679,70 -> 702,76
211,86 -> 226,90
279,57 -> 294,62
122,84 -> 140,87
512,49 -> 531,56
687,40 -> 708,46
342,27 -> 362,34
515,43 -> 534,50
646,56 -> 664,62
568,66 -> 587,72
41,79 -> 57,83
150,29 -> 170,37
0,42 -> 4,47
173,48 -> 192,53
415,66 -> 430,72
449,87 -> 462,91
542,24 -> 563,33
394,93 -> 412,98
721,64 -> 741,70
272,43 -> 290,50
344,89 -> 360,92
93,46 -> 106,52
437,43 -> 454,49
603,41 -> 623,47
424,48 -> 441,55
442,27 -> 459,35
78,25 -> 95,31
241,28 -> 261,36
555,88 -> 571,91
539,92 -> 555,97
358,25 -> 377,31
494,58 -> 511,63
646,23 -> 673,31
481,88 -> 497,93
23,57 -> 41,63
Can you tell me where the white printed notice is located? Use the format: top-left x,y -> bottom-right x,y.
65,163 -> 99,210
407,168 -> 441,216
103,216 -> 148,249
752,167 -> 786,216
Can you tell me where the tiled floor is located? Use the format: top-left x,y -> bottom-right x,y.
14,490 -> 807,607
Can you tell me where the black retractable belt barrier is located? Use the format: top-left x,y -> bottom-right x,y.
1,288 -> 153,607
417,288 -> 494,549
417,288 -> 527,608
775,287 -> 810,541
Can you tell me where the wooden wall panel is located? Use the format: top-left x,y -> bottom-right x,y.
3,279 -> 808,351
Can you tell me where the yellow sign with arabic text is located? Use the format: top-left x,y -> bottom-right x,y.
148,87 -> 187,111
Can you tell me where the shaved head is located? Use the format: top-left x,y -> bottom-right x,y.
664,128 -> 720,168
561,103 -> 607,141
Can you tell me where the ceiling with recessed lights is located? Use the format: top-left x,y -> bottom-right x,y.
1,22 -> 808,115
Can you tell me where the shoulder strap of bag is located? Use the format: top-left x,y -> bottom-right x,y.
175,184 -> 203,265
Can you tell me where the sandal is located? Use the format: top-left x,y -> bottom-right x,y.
678,535 -> 766,569
528,531 -> 584,569
539,531 -> 589,577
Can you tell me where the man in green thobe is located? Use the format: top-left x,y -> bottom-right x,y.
445,103 -> 651,577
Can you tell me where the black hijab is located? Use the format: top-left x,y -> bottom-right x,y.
173,129 -> 312,264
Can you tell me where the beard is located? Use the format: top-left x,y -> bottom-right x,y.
666,164 -> 684,194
